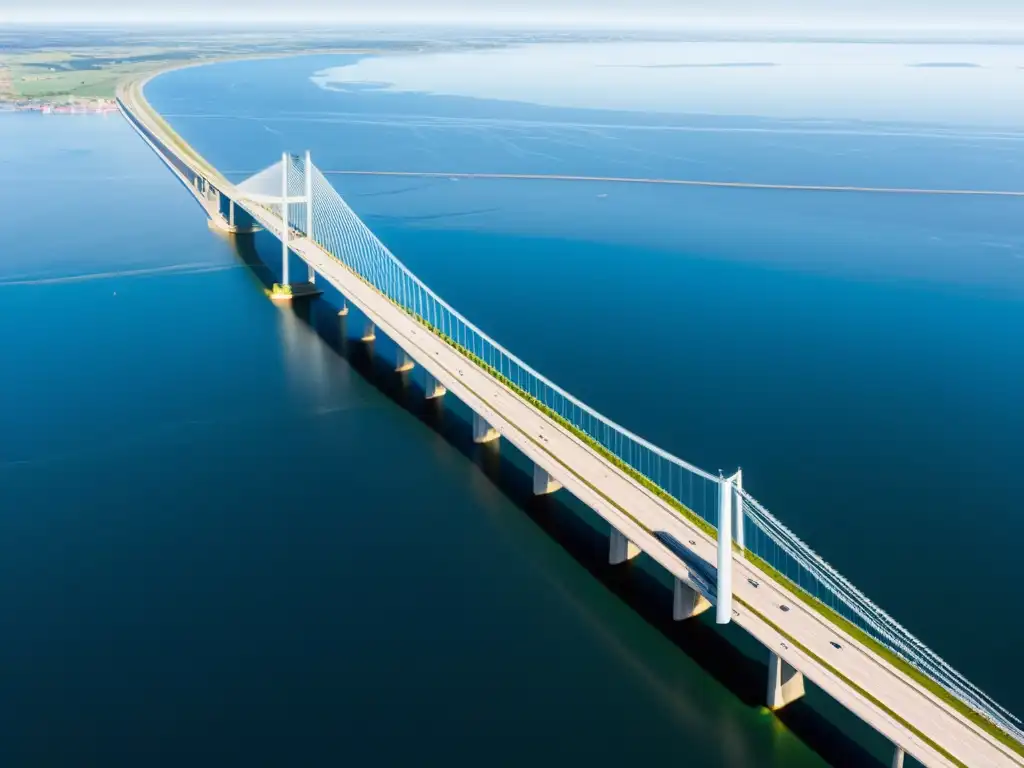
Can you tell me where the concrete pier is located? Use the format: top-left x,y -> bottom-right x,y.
268,281 -> 321,302
361,320 -> 376,342
767,652 -> 806,710
532,464 -> 561,495
473,412 -> 499,444
729,468 -> 745,553
207,214 -> 261,235
609,527 -> 640,564
396,349 -> 414,372
424,373 -> 446,399
891,746 -> 905,768
673,578 -> 711,620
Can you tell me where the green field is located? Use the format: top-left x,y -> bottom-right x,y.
0,49 -> 206,102
1,42 -> 386,104
9,63 -> 168,100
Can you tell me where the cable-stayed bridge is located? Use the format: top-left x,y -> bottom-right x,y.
117,72 -> 1023,768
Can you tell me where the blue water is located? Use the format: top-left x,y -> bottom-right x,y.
149,50 -> 1024,703
2,41 -> 1022,767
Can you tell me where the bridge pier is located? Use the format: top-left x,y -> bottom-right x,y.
208,214 -> 261,236
424,372 -> 446,399
361,320 -> 376,342
767,651 -> 806,710
609,527 -> 640,565
532,464 -> 561,495
269,280 -> 320,302
396,349 -> 415,373
891,746 -> 905,768
210,199 -> 260,235
673,577 -> 711,620
473,412 -> 499,444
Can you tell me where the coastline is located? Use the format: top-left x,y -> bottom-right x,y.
0,46 -> 384,114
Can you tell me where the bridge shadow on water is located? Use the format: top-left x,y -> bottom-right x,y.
226,234 -> 893,768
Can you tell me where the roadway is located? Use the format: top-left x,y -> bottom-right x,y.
119,73 -> 1022,768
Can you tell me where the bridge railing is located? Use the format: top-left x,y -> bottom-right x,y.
118,96 -> 201,191
267,154 -> 1022,742
740,490 -> 1022,738
300,159 -> 724,519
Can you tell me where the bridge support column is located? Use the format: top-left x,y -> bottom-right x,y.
532,464 -> 561,495
361,320 -> 376,342
473,412 -> 499,444
716,475 -> 734,624
767,652 -> 805,710
609,527 -> 640,565
396,349 -> 414,372
891,746 -> 905,768
216,202 -> 260,235
424,373 -> 446,399
673,578 -> 711,620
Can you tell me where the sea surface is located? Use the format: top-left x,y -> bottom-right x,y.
2,39 -> 1023,767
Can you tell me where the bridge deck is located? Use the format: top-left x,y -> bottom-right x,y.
117,72 -> 1022,768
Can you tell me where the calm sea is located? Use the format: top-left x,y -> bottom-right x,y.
1,41 -> 1022,767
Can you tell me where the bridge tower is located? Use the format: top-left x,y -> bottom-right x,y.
266,151 -> 320,302
306,150 -> 315,284
730,468 -> 744,552
716,473 -> 733,624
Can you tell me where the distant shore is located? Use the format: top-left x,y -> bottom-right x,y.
0,41 -> 394,113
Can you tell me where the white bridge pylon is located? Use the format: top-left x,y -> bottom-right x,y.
236,151 -> 315,286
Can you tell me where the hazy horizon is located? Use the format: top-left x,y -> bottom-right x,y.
5,0 -> 1024,31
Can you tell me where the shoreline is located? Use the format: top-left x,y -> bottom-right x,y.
0,46 -> 384,113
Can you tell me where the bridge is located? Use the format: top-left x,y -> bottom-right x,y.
118,70 -> 1023,768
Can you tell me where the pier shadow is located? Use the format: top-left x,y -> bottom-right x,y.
227,232 -> 277,291
775,701 -> 891,768
228,236 -> 890,768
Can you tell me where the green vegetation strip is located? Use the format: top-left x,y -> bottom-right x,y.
123,85 -> 1024,762
420,324 -> 722,532
122,78 -> 222,182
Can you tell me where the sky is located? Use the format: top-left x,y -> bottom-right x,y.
4,0 -> 1024,30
